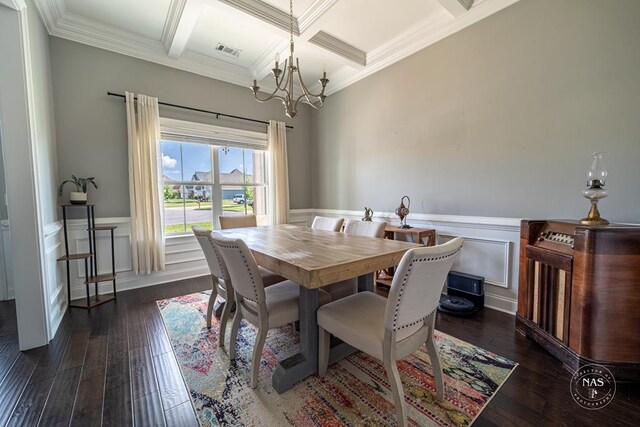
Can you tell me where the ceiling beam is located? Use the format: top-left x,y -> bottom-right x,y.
436,0 -> 474,17
308,31 -> 365,67
217,0 -> 299,36
162,0 -> 204,58
298,0 -> 339,35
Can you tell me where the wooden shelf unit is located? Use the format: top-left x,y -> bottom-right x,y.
376,225 -> 436,287
58,204 -> 117,309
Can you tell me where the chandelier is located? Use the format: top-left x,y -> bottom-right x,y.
250,0 -> 329,119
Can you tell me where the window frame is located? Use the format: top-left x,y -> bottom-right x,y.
159,118 -> 269,236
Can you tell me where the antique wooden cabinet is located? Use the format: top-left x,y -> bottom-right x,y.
517,220 -> 640,381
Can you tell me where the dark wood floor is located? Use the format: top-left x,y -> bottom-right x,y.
1,278 -> 639,426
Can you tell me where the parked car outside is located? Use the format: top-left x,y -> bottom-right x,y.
233,194 -> 245,204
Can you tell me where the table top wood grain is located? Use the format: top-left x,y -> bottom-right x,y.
215,224 -> 422,288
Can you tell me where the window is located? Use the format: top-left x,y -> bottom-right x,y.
159,119 -> 269,235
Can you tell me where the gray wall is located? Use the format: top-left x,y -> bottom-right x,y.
313,0 -> 640,223
28,0 -> 58,226
50,38 -> 313,217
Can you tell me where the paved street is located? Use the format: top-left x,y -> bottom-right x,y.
164,206 -> 250,224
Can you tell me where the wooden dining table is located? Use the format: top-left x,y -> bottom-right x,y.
216,224 -> 422,393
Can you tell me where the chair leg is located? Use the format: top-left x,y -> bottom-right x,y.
206,276 -> 218,329
218,292 -> 233,348
229,308 -> 243,359
318,326 -> 330,377
383,357 -> 407,427
251,326 -> 268,389
426,328 -> 445,400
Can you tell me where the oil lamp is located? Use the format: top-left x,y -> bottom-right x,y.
579,152 -> 609,225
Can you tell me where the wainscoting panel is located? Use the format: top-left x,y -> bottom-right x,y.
43,222 -> 65,338
64,218 -> 208,300
1,220 -> 14,300
59,212 -> 521,314
439,235 -> 511,288
292,209 -> 521,314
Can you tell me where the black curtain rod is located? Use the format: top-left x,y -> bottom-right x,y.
107,92 -> 293,129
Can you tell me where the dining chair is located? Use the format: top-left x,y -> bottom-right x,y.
191,226 -> 284,347
218,213 -> 286,285
317,237 -> 464,427
212,234 -> 332,388
219,214 -> 257,229
319,219 -> 387,301
311,216 -> 344,232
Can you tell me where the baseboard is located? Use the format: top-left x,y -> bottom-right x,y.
69,265 -> 210,300
484,292 -> 517,315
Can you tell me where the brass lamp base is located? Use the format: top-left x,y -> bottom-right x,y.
579,202 -> 609,226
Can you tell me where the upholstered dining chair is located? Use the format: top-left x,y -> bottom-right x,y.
211,234 -> 331,388
317,237 -> 464,427
219,214 -> 257,229
319,219 -> 388,301
191,226 -> 284,347
310,216 -> 344,232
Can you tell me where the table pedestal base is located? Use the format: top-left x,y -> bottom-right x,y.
272,273 -> 374,394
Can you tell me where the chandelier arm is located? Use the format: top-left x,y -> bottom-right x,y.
253,82 -> 290,103
296,95 -> 324,109
295,59 -> 327,98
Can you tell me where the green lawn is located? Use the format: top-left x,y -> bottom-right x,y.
165,221 -> 213,234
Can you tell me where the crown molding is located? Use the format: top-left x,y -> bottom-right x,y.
166,0 -> 204,58
298,0 -> 339,36
32,0 -> 63,33
325,0 -> 521,96
218,0 -> 300,36
436,0 -> 475,17
0,0 -> 26,10
309,31 -> 365,67
34,0 -> 521,102
249,38 -> 288,80
161,0 -> 187,50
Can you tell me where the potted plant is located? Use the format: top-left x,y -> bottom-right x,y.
58,175 -> 98,205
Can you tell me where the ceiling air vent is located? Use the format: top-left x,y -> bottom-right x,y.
215,43 -> 241,59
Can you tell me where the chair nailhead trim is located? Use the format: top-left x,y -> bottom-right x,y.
215,240 -> 259,303
392,247 -> 462,330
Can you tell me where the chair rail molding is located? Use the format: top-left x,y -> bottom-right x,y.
60,211 -> 520,314
290,208 -> 520,314
63,217 -> 208,300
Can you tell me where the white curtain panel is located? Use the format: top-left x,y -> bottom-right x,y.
267,120 -> 290,225
125,92 -> 165,274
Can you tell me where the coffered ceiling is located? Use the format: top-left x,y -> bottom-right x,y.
33,0 -> 520,96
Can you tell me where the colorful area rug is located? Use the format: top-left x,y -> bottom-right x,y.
158,292 -> 517,426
